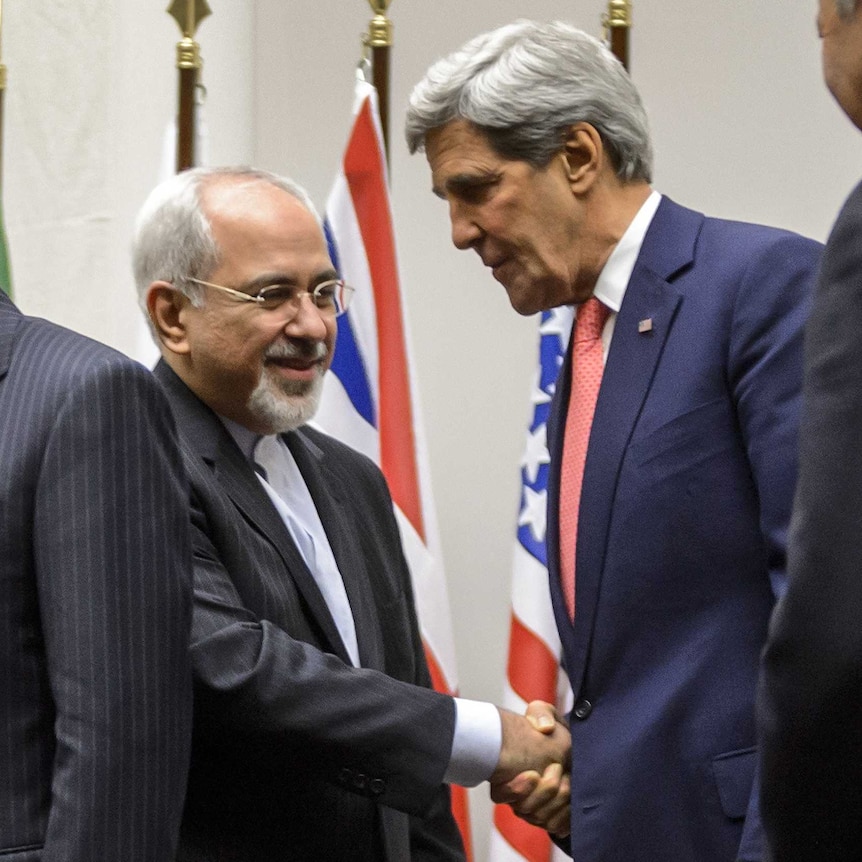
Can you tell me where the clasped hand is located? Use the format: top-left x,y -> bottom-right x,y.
490,700 -> 571,837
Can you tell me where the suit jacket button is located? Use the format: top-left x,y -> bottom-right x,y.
352,772 -> 368,791
573,699 -> 593,720
339,767 -> 354,785
369,778 -> 386,796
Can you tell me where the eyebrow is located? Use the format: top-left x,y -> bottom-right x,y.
432,170 -> 502,199
243,269 -> 340,292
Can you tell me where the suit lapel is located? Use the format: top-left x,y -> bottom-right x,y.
288,430 -> 386,672
555,198 -> 702,696
154,360 -> 353,664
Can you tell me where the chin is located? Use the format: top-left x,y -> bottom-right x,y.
505,284 -> 549,317
248,372 -> 323,433
503,268 -> 566,316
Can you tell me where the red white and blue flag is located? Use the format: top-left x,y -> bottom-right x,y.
315,76 -> 473,859
489,308 -> 574,862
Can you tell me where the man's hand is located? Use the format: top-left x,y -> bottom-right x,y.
489,701 -> 572,837
490,701 -> 570,784
524,699 -> 564,734
497,762 -> 572,837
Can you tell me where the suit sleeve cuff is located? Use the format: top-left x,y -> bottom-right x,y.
443,698 -> 501,787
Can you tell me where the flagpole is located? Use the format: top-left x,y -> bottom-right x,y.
168,0 -> 211,172
602,0 -> 632,70
365,0 -> 392,162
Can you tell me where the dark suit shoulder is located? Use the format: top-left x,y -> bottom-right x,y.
824,178 -> 862,253
13,313 -> 140,375
8,313 -> 163,411
298,424 -> 387,482
699,213 -> 822,258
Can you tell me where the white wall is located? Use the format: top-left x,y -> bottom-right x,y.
6,2 -> 862,860
4,0 -> 254,348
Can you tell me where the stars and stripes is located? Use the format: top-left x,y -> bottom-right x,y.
489,305 -> 574,862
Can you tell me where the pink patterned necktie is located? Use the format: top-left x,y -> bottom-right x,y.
559,297 -> 610,620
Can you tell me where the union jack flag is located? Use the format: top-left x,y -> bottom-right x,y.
315,76 -> 473,859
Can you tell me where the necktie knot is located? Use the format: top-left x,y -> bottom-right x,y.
574,296 -> 610,343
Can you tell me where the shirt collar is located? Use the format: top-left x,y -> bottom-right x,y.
220,415 -> 265,463
593,189 -> 661,313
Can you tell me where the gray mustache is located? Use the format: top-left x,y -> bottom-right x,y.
264,339 -> 327,362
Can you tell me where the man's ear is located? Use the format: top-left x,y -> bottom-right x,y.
560,123 -> 605,192
147,282 -> 191,355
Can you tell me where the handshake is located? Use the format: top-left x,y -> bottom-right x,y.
491,701 -> 571,838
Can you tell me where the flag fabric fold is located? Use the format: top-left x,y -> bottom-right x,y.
489,307 -> 575,862
315,76 -> 473,859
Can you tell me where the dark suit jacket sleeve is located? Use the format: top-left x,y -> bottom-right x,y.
373,467 -> 464,861
186,476 -> 458,818
725,231 -> 817,861
34,357 -> 193,860
758,181 -> 862,861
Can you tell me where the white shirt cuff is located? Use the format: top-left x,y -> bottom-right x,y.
443,698 -> 502,787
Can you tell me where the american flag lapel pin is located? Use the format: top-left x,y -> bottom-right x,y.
638,317 -> 653,334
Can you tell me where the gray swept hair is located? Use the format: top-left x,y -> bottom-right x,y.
405,19 -> 653,183
132,166 -> 320,318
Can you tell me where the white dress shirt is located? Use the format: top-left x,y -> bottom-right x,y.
221,418 -> 502,786
590,190 -> 662,356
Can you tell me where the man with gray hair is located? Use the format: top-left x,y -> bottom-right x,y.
758,1 -> 862,858
135,165 -> 571,861
407,20 -> 821,862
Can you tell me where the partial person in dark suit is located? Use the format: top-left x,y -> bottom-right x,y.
758,2 -> 862,858
133,166 -> 571,862
0,290 -> 193,860
406,21 -> 821,861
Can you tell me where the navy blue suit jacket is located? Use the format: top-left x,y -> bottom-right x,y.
546,198 -> 820,862
0,293 -> 193,860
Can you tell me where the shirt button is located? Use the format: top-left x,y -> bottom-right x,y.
573,699 -> 593,720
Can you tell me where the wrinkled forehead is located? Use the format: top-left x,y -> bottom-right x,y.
426,120 -> 508,195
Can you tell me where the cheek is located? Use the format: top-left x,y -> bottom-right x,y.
322,325 -> 337,370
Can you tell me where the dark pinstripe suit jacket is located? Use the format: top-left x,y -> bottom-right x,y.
153,361 -> 463,862
0,294 -> 193,861
759,180 -> 862,860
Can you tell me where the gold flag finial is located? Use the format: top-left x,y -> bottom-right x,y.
602,0 -> 632,35
365,0 -> 393,49
168,0 -> 212,37
168,0 -> 212,69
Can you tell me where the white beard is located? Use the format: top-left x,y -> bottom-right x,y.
246,363 -> 324,433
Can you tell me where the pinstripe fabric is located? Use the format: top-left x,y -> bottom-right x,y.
153,360 -> 463,862
0,293 -> 193,861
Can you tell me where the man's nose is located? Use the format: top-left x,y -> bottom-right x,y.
450,203 -> 481,250
283,293 -> 330,340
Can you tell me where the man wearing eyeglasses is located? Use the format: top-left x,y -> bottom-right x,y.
135,166 -> 570,862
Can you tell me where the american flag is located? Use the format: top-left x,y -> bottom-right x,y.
489,307 -> 574,862
314,76 -> 473,859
